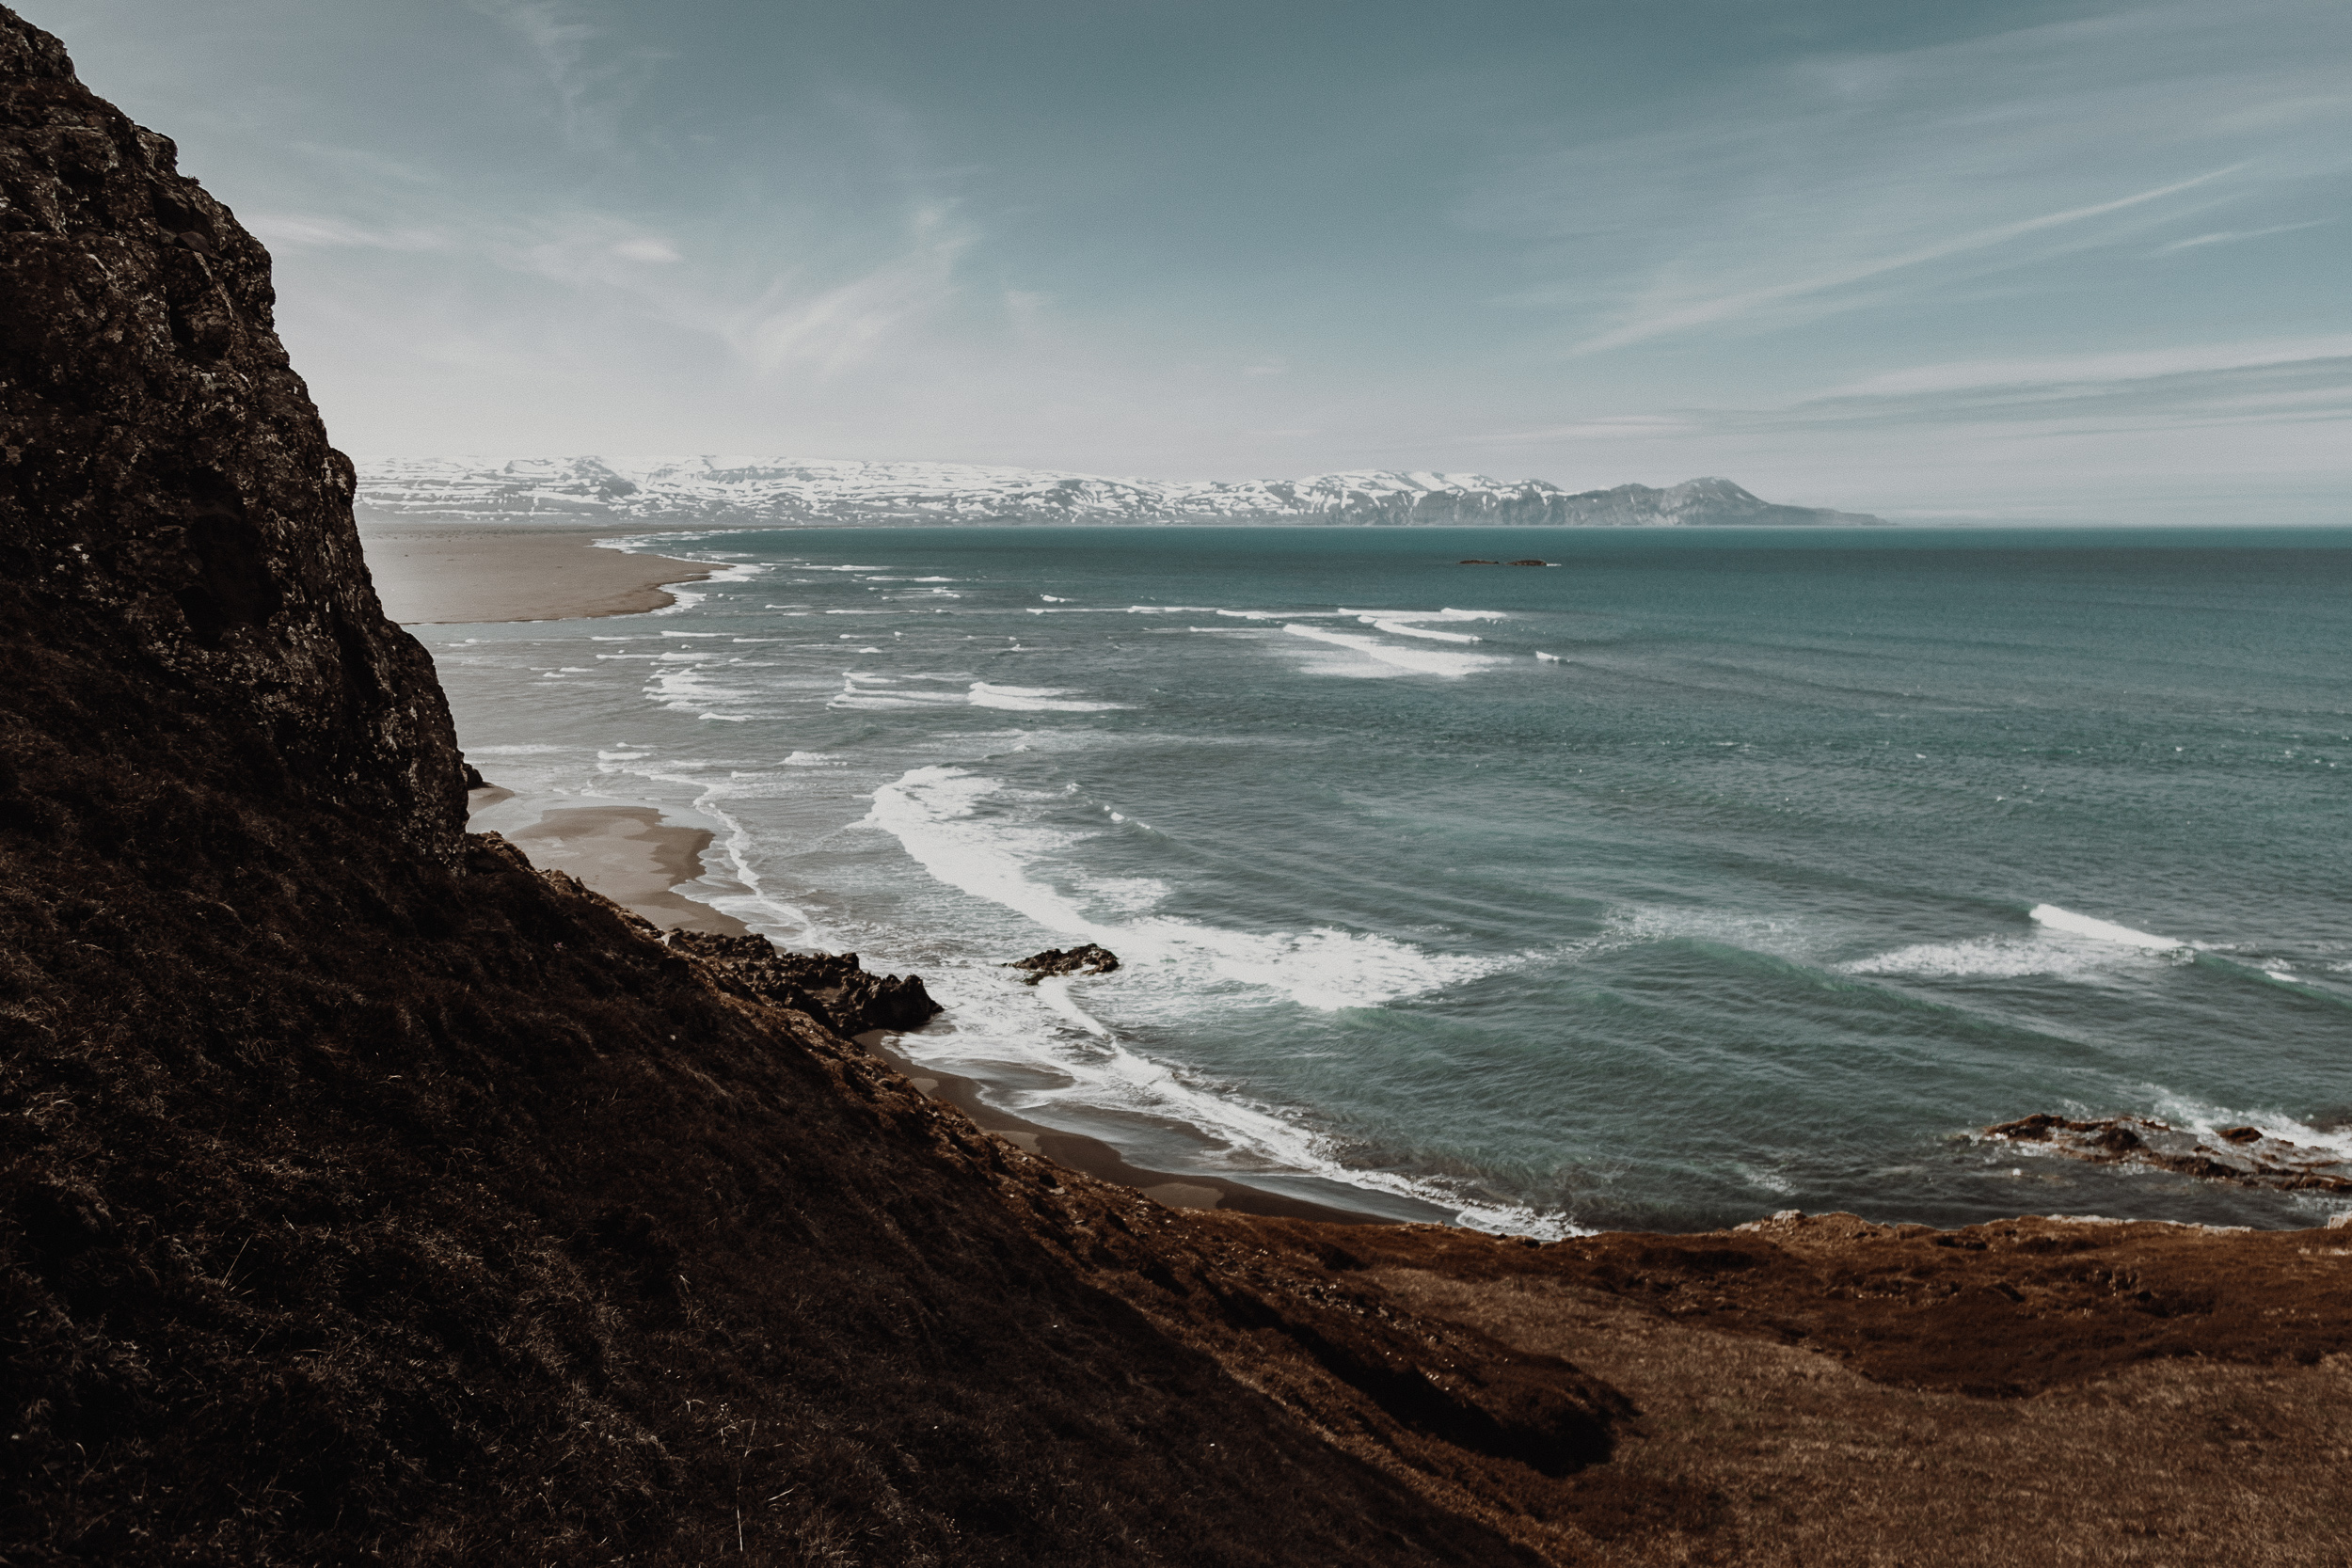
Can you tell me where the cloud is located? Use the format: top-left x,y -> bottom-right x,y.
724,208 -> 973,377
1567,167 -> 2241,355
1470,0 -> 2352,356
1825,337 -> 2352,400
1467,335 -> 2352,448
2154,219 -> 2330,253
246,214 -> 450,251
467,0 -> 664,149
610,236 -> 683,263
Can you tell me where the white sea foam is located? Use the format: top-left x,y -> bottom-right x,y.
866,767 -> 1502,1014
2029,904 -> 2186,951
1282,623 -> 1496,677
644,661 -> 757,721
1845,936 -> 2169,981
1337,607 -> 1505,622
907,958 -> 1578,1238
967,682 -> 1125,712
1535,651 -> 1562,662
631,767 -> 818,940
1366,619 -> 1481,643
2143,1088 -> 2352,1167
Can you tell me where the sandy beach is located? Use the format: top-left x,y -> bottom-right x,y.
358,516 -> 716,624
494,804 -> 750,937
375,519 -> 754,942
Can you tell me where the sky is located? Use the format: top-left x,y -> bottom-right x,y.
36,0 -> 2352,520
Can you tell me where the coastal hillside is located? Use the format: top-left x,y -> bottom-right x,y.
355,455 -> 1884,528
0,13 -> 1571,1560
7,9 -> 2348,1565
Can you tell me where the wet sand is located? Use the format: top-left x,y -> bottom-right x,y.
865,1036 -> 1384,1226
501,804 -> 749,937
358,517 -> 713,624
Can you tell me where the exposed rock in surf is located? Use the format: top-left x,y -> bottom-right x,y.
1983,1113 -> 2352,1193
1007,942 -> 1121,983
668,928 -> 944,1035
1457,559 -> 1500,564
1507,559 -> 1549,566
461,758 -> 488,790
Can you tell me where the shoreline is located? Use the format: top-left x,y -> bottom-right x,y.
418,524 -> 2344,1240
358,515 -> 716,624
478,797 -> 750,938
463,784 -> 1388,1220
864,1037 -> 1386,1225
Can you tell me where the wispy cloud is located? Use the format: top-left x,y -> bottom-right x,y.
1471,0 -> 2352,356
467,0 -> 664,150
246,214 -> 450,251
1470,335 -> 2352,447
724,207 -> 972,377
2154,219 -> 2330,253
1568,168 -> 2240,355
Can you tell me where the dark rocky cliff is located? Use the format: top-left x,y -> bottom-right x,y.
0,12 -> 460,863
0,11 -> 1585,1562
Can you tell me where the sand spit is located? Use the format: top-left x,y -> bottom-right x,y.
358,517 -> 713,623
504,803 -> 751,936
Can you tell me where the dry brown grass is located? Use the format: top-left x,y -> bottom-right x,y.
1372,1266 -> 2352,1565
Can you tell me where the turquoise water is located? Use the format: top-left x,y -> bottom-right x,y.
428,526 -> 2352,1234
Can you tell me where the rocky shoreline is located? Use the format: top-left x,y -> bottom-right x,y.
1982,1112 -> 2352,1195
4,12 -> 2345,1562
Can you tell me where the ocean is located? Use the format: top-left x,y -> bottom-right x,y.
430,525 -> 2352,1235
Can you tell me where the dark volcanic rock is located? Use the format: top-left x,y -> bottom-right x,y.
1507,558 -> 1549,566
1984,1113 -> 2352,1193
0,11 -> 461,863
668,928 -> 944,1034
1007,942 -> 1121,983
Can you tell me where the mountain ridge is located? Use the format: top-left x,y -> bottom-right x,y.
357,455 -> 1886,528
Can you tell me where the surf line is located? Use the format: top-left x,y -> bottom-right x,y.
2028,903 -> 2185,952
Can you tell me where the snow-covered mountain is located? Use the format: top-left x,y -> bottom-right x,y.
353,456 -> 1883,528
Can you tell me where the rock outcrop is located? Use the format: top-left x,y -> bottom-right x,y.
1983,1113 -> 2352,1194
0,13 -> 460,863
668,928 -> 944,1035
1007,942 -> 1121,983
